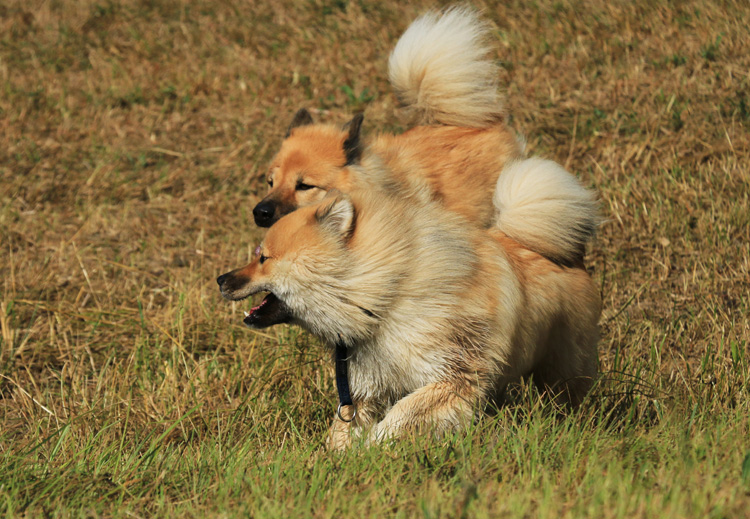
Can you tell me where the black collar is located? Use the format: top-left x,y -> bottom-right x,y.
335,339 -> 356,422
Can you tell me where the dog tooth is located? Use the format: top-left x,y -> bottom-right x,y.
244,311 -> 250,317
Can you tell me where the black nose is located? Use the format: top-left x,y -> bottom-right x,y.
253,200 -> 276,227
217,273 -> 229,286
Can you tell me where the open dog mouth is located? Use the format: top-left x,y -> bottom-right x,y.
242,292 -> 291,329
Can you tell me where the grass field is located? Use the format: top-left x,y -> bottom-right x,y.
1,0 -> 749,516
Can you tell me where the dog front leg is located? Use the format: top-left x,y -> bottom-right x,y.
326,399 -> 378,451
368,379 -> 479,444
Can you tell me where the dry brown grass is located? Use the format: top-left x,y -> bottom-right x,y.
1,0 -> 749,516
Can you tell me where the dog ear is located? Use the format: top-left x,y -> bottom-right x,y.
285,108 -> 314,138
315,193 -> 355,238
342,113 -> 364,165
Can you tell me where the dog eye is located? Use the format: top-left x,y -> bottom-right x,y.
296,182 -> 315,191
267,178 -> 274,187
259,254 -> 268,264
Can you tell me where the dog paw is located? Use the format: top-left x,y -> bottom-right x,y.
326,430 -> 351,451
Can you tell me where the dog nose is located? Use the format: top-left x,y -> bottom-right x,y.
217,273 -> 229,286
253,201 -> 275,227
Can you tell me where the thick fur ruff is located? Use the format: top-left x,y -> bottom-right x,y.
218,158 -> 602,449
388,6 -> 505,127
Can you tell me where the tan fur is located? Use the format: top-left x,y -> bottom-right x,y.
219,173 -> 601,449
256,6 -> 524,229
267,124 -> 521,227
262,125 -> 357,217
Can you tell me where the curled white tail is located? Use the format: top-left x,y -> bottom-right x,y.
493,158 -> 600,264
388,6 -> 504,128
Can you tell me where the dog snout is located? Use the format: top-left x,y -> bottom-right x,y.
217,270 -> 251,300
253,200 -> 276,227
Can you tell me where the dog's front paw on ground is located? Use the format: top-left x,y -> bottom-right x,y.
326,433 -> 351,451
326,420 -> 353,451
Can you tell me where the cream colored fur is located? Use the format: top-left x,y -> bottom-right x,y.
221,159 -> 602,448
493,158 -> 600,264
388,6 -> 505,127
222,8 -> 602,450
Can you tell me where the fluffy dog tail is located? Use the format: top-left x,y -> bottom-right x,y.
388,6 -> 504,128
493,158 -> 600,265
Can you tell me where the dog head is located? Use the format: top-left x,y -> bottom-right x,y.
252,109 -> 364,227
220,192 -> 368,340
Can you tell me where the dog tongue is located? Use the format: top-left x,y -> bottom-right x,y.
242,293 -> 290,329
245,296 -> 268,318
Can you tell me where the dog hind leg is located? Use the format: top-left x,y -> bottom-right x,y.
531,322 -> 599,407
